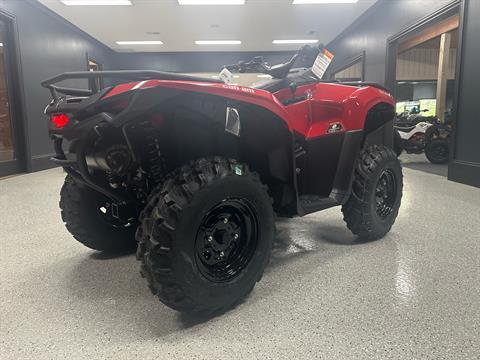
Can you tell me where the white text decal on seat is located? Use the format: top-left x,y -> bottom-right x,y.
222,84 -> 255,94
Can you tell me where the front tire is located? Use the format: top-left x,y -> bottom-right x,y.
136,158 -> 274,314
342,145 -> 403,240
60,175 -> 137,252
425,138 -> 449,164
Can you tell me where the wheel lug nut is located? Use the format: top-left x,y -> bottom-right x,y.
220,251 -> 225,258
234,234 -> 239,240
208,236 -> 213,242
223,218 -> 228,224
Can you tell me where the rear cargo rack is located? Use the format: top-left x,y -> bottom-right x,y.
41,70 -> 223,100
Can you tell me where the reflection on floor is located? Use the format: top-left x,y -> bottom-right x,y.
1,167 -> 479,359
399,152 -> 448,177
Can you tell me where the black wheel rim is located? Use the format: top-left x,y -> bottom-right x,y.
375,169 -> 397,219
195,198 -> 258,283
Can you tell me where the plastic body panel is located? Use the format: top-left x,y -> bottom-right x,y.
45,76 -> 395,216
102,79 -> 394,139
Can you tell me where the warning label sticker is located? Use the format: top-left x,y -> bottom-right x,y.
312,48 -> 334,80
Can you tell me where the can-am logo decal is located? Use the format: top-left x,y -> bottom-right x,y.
327,122 -> 344,133
222,84 -> 255,94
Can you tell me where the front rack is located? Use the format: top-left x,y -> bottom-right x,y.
41,70 -> 223,100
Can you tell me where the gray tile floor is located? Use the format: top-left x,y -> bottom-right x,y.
1,166 -> 479,360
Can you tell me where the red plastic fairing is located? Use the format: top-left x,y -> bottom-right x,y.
306,83 -> 395,138
102,80 -> 394,139
103,80 -> 290,124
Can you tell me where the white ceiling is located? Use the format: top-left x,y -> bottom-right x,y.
38,0 -> 378,52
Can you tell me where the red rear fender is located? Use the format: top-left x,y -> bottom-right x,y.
102,80 -> 292,128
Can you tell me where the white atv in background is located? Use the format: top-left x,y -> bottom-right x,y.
394,118 -> 450,164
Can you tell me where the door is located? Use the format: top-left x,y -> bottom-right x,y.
0,17 -> 22,177
87,56 -> 104,93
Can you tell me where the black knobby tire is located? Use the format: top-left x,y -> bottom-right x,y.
425,138 -> 449,164
60,175 -> 137,252
342,145 -> 403,240
136,157 -> 274,314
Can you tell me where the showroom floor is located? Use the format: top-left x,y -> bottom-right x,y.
399,153 -> 448,177
1,166 -> 479,360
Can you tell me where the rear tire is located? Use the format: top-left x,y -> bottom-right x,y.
425,138 -> 449,164
136,157 -> 274,314
342,145 -> 403,241
60,175 -> 137,252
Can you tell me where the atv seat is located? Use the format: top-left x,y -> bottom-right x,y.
253,78 -> 290,93
395,125 -> 416,133
253,68 -> 318,93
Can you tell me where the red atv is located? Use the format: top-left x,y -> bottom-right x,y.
42,45 -> 402,314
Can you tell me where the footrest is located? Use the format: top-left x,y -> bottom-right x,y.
50,156 -> 76,166
299,195 -> 339,214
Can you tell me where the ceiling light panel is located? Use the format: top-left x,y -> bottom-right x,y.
272,39 -> 319,44
61,0 -> 132,5
178,0 -> 245,5
195,40 -> 242,45
116,41 -> 164,45
293,0 -> 359,4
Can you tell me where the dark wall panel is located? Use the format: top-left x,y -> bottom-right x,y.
0,0 -> 115,167
326,0 -> 453,85
448,0 -> 480,187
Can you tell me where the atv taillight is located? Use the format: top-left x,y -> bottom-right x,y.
51,113 -> 69,129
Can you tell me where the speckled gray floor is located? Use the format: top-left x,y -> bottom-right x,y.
399,153 -> 448,177
1,167 -> 479,360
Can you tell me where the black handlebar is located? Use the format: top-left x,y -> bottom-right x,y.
224,57 -> 269,73
223,44 -> 323,79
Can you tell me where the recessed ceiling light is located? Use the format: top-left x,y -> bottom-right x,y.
116,41 -> 164,45
195,40 -> 242,45
61,0 -> 132,5
0,43 -> 3,47
293,0 -> 358,4
272,39 -> 319,44
178,0 -> 245,5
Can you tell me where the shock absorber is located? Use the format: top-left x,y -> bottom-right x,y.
130,120 -> 166,184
